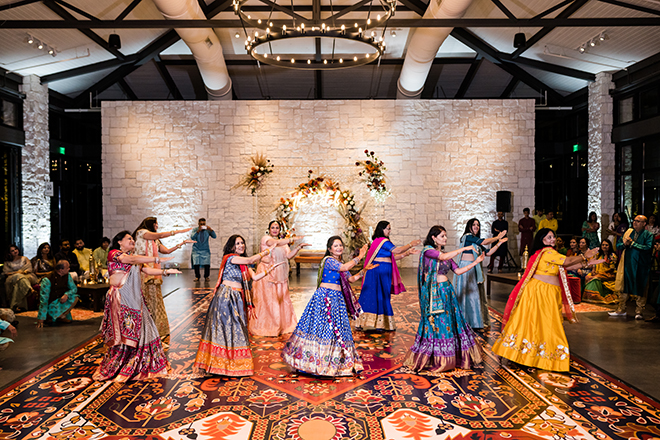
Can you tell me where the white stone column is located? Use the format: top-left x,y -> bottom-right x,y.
20,74 -> 50,257
588,72 -> 615,235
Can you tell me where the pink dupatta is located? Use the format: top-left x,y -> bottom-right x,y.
501,247 -> 577,327
362,237 -> 406,295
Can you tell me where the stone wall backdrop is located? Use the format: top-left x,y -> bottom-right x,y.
102,100 -> 535,268
21,75 -> 51,258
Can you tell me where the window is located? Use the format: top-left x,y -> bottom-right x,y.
0,99 -> 18,127
619,96 -> 634,124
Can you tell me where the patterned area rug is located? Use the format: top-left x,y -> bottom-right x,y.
1,286 -> 659,440
17,308 -> 104,321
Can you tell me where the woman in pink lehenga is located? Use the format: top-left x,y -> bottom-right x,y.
248,221 -> 309,337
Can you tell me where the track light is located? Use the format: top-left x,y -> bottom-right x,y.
108,33 -> 121,49
577,30 -> 608,54
27,35 -> 34,44
235,32 -> 240,38
37,42 -> 43,50
390,30 -> 396,38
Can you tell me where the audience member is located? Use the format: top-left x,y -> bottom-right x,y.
607,212 -> 620,245
191,218 -> 217,282
54,239 -> 80,280
31,242 -> 56,282
570,237 -> 591,288
487,211 -> 508,273
532,208 -> 545,238
646,214 -> 660,237
566,236 -> 579,257
609,215 -> 653,320
538,210 -> 558,232
0,308 -> 17,367
72,238 -> 93,275
614,212 -> 629,259
3,245 -> 38,312
518,208 -> 535,255
93,237 -> 110,271
582,212 -> 600,249
555,236 -> 567,255
37,260 -> 78,328
583,239 -> 618,304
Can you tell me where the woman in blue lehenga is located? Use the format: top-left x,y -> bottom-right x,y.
283,237 -> 374,376
357,220 -> 420,332
404,225 -> 484,372
454,218 -> 507,330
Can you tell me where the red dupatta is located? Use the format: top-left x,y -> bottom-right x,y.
501,247 -> 577,327
213,254 -> 254,308
362,237 -> 406,295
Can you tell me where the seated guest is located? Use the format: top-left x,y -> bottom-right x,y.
93,237 -> 110,273
37,260 -> 78,328
566,236 -> 579,257
32,242 -> 56,282
0,309 -> 18,367
555,236 -> 568,255
583,239 -> 618,304
54,239 -> 80,281
72,238 -> 93,277
569,237 -> 591,288
3,245 -> 38,312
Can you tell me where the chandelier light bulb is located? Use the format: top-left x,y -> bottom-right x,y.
297,26 -> 300,31
377,14 -> 381,20
235,32 -> 240,38
307,59 -> 311,64
353,56 -> 357,61
339,58 -> 343,63
266,28 -> 270,34
301,23 -> 305,29
354,23 -> 358,28
367,19 -> 371,25
276,55 -> 281,61
264,53 -> 268,58
291,58 -> 295,63
258,19 -> 262,24
270,22 -> 273,27
247,14 -> 251,19
324,59 -> 328,64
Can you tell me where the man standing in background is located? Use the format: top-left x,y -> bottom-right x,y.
191,218 -> 216,282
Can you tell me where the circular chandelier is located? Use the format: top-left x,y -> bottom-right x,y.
232,0 -> 396,69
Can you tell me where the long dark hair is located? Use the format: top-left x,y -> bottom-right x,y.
133,216 -> 158,239
619,212 -> 629,227
588,211 -> 598,222
324,235 -> 343,258
223,235 -> 247,257
423,225 -> 446,248
36,242 -> 54,260
530,228 -> 555,254
372,220 -> 390,240
462,218 -> 481,238
598,238 -> 614,259
267,220 -> 283,238
110,230 -> 132,251
5,244 -> 21,262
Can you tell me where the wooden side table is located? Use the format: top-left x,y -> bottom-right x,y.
293,252 -> 325,276
77,283 -> 110,312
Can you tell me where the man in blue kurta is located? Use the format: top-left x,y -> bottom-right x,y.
37,260 -> 78,328
610,215 -> 654,320
191,218 -> 217,282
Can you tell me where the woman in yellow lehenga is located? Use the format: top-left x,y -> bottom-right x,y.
582,239 -> 618,304
493,228 -> 601,372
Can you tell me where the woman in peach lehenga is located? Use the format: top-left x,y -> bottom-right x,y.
248,221 -> 309,337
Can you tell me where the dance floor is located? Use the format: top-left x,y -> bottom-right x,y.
1,286 -> 659,440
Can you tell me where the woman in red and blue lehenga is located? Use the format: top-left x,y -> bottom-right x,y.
403,225 -> 484,372
357,220 -> 420,332
93,231 -> 181,382
283,237 -> 374,376
193,235 -> 279,376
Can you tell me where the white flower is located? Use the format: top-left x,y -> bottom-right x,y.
260,167 -> 264,171
257,172 -> 262,177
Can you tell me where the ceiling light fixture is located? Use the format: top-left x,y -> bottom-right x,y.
233,0 -> 394,70
576,30 -> 608,55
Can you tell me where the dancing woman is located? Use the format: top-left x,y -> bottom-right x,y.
357,220 -> 420,332
403,226 -> 485,373
249,221 -> 309,337
283,237 -> 373,376
93,231 -> 181,382
193,235 -> 280,376
454,219 -> 507,330
492,228 -> 601,372
133,217 -> 193,338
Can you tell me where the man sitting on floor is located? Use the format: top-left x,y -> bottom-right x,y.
37,260 -> 79,328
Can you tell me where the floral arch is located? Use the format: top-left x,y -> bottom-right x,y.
275,173 -> 367,252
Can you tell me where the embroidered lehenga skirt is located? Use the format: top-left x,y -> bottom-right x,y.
283,286 -> 363,376
403,281 -> 482,372
193,284 -> 254,376
142,279 -> 170,338
492,278 -> 570,371
94,266 -> 169,382
454,260 -> 490,329
357,262 -> 396,331
249,261 -> 297,336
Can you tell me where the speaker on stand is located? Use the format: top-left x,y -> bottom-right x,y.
495,191 -> 519,270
